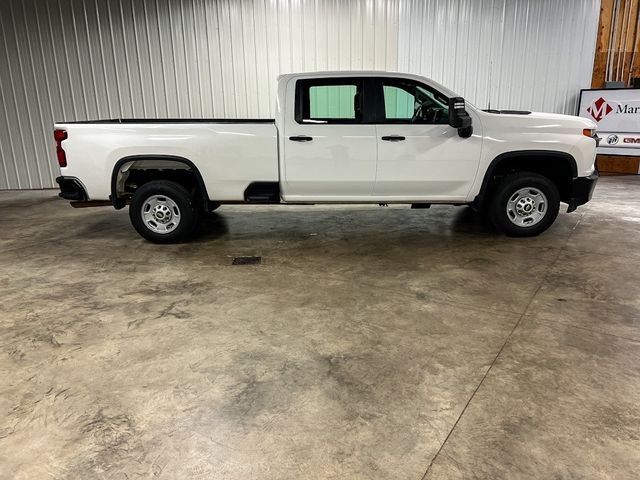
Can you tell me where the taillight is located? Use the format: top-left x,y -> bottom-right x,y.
54,129 -> 67,167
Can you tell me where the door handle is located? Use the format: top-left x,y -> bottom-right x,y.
289,135 -> 313,142
381,135 -> 406,142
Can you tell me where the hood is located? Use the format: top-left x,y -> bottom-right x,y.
479,109 -> 597,130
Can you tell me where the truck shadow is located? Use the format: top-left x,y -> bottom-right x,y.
192,212 -> 230,242
192,205 -> 498,243
449,206 -> 498,235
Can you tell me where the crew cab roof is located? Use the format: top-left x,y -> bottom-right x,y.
277,71 -> 459,99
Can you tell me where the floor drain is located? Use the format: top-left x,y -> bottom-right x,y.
232,256 -> 262,265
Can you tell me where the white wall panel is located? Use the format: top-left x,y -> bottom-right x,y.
0,0 -> 400,189
0,0 -> 598,190
398,0 -> 600,114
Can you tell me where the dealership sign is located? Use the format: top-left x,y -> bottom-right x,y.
578,88 -> 640,156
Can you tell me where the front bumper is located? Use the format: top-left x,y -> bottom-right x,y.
56,176 -> 88,201
566,171 -> 598,212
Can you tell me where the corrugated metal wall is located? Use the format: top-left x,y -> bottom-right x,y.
0,0 -> 599,190
398,0 -> 601,114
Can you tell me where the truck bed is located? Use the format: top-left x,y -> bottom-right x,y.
55,119 -> 279,202
59,118 -> 275,124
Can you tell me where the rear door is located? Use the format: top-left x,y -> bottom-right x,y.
373,77 -> 482,200
281,77 -> 377,201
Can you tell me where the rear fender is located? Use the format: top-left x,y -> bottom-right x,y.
110,155 -> 209,210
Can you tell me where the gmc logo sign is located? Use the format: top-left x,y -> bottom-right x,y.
623,137 -> 640,143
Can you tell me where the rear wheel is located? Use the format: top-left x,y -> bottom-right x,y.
488,172 -> 560,237
129,180 -> 199,243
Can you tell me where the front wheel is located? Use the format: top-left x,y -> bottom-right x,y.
488,172 -> 560,237
129,180 -> 199,243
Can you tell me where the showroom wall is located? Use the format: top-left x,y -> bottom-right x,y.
0,0 -> 600,190
398,0 -> 600,115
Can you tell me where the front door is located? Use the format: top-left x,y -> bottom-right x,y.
374,78 -> 482,201
282,77 -> 377,201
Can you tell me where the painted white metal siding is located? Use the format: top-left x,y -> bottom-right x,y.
397,0 -> 600,114
0,0 -> 598,190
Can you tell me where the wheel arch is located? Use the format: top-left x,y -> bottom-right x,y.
110,154 -> 209,210
474,150 -> 578,209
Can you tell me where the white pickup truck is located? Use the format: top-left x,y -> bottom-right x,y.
54,71 -> 599,243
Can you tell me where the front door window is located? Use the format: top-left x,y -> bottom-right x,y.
382,80 -> 449,124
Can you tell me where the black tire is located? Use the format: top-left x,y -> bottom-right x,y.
488,172 -> 560,237
129,180 -> 199,244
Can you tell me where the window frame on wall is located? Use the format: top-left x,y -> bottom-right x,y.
372,77 -> 450,125
294,77 -> 377,125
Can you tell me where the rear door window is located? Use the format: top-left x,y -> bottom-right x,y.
295,79 -> 364,124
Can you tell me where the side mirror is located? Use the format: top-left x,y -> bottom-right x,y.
448,97 -> 473,138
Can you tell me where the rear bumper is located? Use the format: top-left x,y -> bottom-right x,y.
56,176 -> 88,201
566,171 -> 598,212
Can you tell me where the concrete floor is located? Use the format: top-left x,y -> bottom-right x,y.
1,176 -> 639,479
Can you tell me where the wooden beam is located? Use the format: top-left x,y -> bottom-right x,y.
592,0 -> 615,88
592,0 -> 640,174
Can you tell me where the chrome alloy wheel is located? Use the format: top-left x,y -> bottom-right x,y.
506,187 -> 548,227
141,195 -> 181,234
